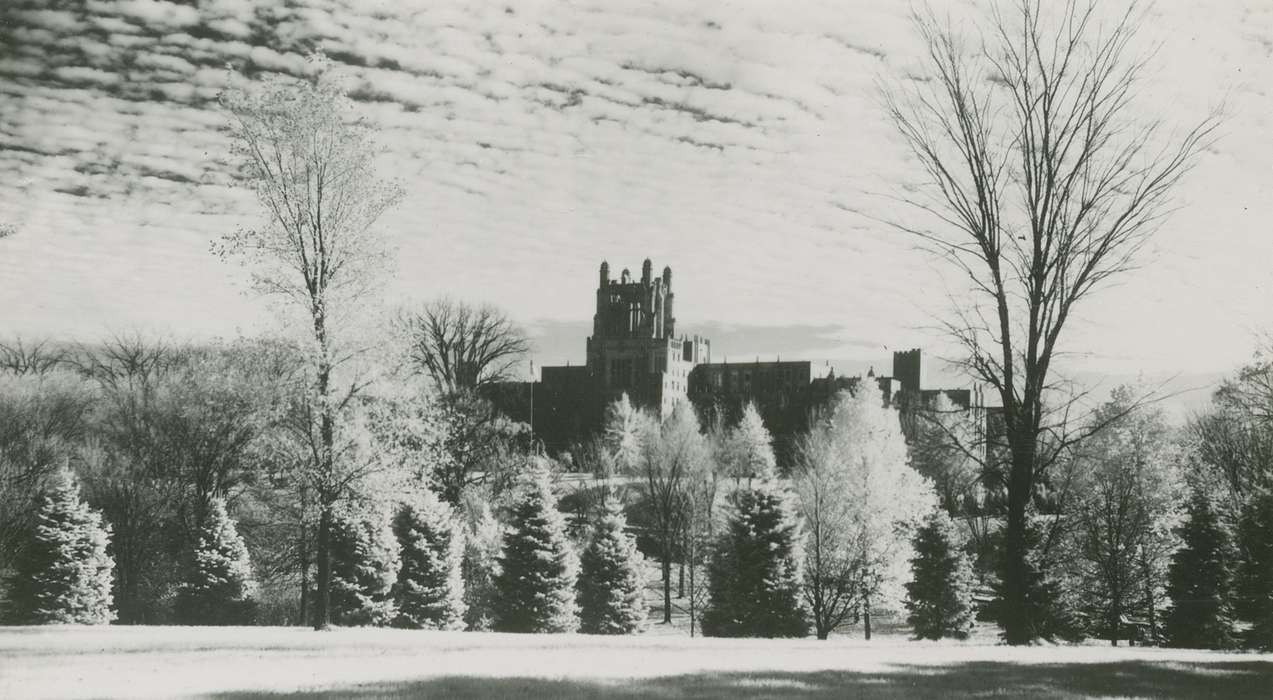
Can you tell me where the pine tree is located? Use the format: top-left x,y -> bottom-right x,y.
174,497 -> 256,625
701,477 -> 809,638
1235,488 -> 1273,650
492,466 -> 579,633
7,468 -> 114,624
905,508 -> 976,639
392,488 -> 466,630
328,508 -> 400,626
1164,487 -> 1237,649
578,497 -> 647,634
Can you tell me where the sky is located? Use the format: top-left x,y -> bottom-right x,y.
1,0 -> 1270,401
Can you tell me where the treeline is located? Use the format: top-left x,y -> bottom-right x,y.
3,332 -> 1273,650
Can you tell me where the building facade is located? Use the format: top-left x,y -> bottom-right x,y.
489,259 -> 983,461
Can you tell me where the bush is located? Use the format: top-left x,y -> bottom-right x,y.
701,478 -> 809,638
6,468 -> 114,624
492,466 -> 579,633
578,497 -> 647,634
174,497 -> 257,625
905,508 -> 976,640
392,489 -> 466,630
328,508 -> 400,627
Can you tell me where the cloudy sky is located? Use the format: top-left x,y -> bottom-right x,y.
1,0 -> 1270,389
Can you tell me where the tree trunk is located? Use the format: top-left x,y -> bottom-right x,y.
298,483 -> 310,626
314,502 -> 333,630
1001,440 -> 1035,645
662,539 -> 672,624
678,558 -> 685,598
863,595 -> 872,641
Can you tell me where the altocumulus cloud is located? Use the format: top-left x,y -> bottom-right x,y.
0,0 -> 1269,375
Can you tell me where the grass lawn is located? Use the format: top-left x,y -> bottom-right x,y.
2,624 -> 1270,699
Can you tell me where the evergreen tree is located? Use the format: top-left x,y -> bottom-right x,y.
905,508 -> 976,640
392,488 -> 466,630
7,468 -> 114,624
722,402 -> 777,483
328,508 -> 400,626
1235,488 -> 1273,650
460,500 -> 502,631
1164,487 -> 1237,649
492,466 -> 579,633
578,497 -> 647,634
174,497 -> 257,625
701,476 -> 809,638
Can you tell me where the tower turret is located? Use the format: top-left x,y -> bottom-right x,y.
621,268 -> 631,284
662,265 -> 672,288
642,258 -> 652,285
600,260 -> 609,287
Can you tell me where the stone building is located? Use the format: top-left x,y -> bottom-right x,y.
488,259 -> 983,461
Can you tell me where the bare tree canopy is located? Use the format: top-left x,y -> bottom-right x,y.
399,298 -> 530,396
882,0 -> 1217,644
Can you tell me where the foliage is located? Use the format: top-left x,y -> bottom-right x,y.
459,500 -> 503,631
328,507 -> 400,627
906,508 -> 976,640
701,474 -> 809,638
1067,389 -> 1183,645
631,400 -> 707,624
1164,487 -> 1237,649
218,56 -> 403,630
1234,488 -> 1273,650
174,497 -> 257,625
392,488 -> 466,630
719,402 -> 777,483
0,370 -> 93,565
794,383 -> 933,640
492,466 -> 579,633
578,497 -> 648,635
7,468 -> 114,624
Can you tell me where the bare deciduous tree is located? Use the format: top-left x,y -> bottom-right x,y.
217,60 -> 403,630
398,298 -> 530,396
882,0 -> 1217,643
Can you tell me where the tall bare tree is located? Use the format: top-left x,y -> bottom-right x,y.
217,61 -> 402,630
882,0 -> 1216,643
398,298 -> 530,396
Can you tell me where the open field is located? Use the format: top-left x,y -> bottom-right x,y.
1,626 -> 1270,699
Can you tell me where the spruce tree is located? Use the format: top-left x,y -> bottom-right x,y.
1164,487 -> 1237,649
905,508 -> 975,640
392,488 -> 466,630
701,477 -> 809,638
1235,489 -> 1273,650
328,508 -> 400,626
578,497 -> 647,634
492,466 -> 579,633
8,468 -> 114,624
174,497 -> 257,625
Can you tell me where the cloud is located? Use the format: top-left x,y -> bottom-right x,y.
0,0 -> 1267,380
